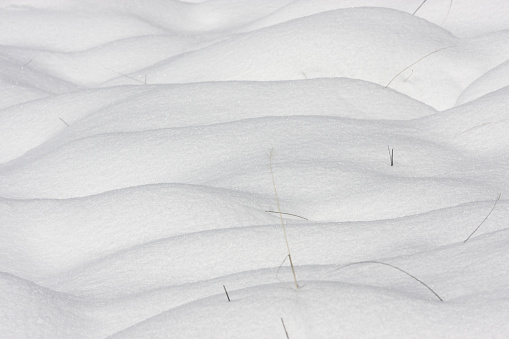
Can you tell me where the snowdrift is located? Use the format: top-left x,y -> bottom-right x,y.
1,0 -> 508,338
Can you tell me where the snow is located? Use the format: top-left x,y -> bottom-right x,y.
1,0 -> 508,338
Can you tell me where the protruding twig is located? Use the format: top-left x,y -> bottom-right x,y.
223,285 -> 231,302
265,211 -> 308,220
270,149 -> 299,289
281,318 -> 290,339
333,260 -> 443,301
464,194 -> 501,243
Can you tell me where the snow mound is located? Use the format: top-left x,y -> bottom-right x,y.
103,7 -> 509,110
106,9 -> 458,102
457,60 -> 509,105
238,0 -> 509,38
0,272 -> 94,338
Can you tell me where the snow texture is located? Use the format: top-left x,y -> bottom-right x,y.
1,0 -> 509,338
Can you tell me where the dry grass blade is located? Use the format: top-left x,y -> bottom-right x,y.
265,210 -> 308,220
385,46 -> 454,88
334,260 -> 443,301
464,193 -> 501,243
270,149 -> 299,289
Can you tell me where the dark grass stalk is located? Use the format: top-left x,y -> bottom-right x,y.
281,318 -> 290,339
223,285 -> 231,302
388,146 -> 394,166
334,260 -> 443,301
464,193 -> 501,243
270,149 -> 299,289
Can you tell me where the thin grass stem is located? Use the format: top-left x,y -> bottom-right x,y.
385,46 -> 454,88
265,210 -> 308,220
464,193 -> 501,243
413,0 -> 428,15
333,260 -> 443,301
281,318 -> 290,339
59,118 -> 70,126
270,149 -> 299,289
223,285 -> 231,302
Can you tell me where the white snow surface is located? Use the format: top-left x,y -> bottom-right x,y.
1,0 -> 509,338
